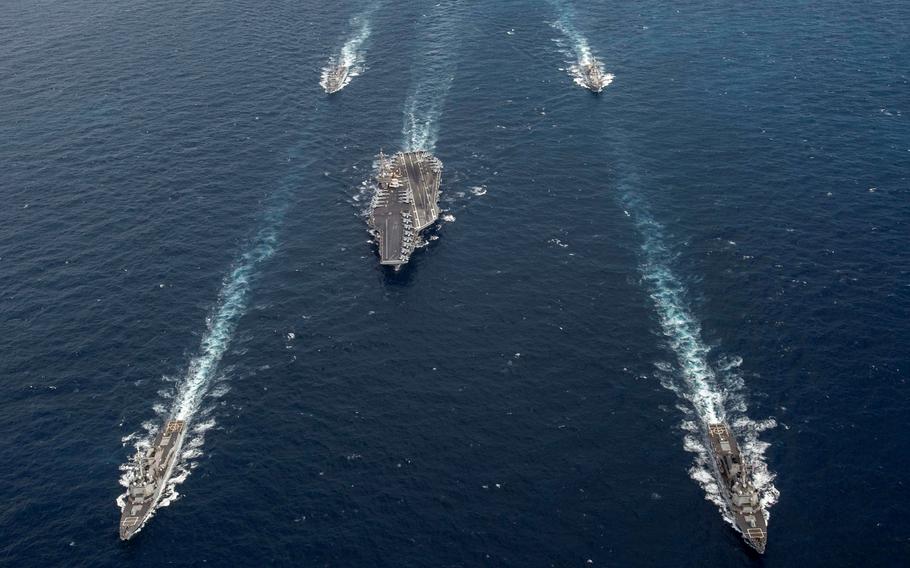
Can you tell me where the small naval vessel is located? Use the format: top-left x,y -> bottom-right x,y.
707,423 -> 768,553
322,62 -> 350,94
368,150 -> 442,267
119,419 -> 186,540
578,58 -> 610,93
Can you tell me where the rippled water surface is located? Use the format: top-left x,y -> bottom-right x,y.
1,0 -> 908,566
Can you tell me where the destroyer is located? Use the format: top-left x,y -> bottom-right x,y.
707,422 -> 768,553
119,419 -> 186,540
578,58 -> 611,93
322,62 -> 350,94
368,150 -> 442,267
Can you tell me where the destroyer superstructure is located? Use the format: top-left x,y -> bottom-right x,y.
368,150 -> 442,266
119,419 -> 186,540
578,58 -> 611,93
707,423 -> 768,553
322,62 -> 351,94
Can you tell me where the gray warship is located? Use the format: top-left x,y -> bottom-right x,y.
368,150 -> 442,267
119,419 -> 186,540
322,62 -> 350,94
706,422 -> 768,553
578,58 -> 610,93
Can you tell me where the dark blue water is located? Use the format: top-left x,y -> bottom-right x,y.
2,0 -> 908,566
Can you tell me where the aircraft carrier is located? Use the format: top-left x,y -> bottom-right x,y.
119,419 -> 186,540
368,150 -> 442,266
706,422 -> 768,553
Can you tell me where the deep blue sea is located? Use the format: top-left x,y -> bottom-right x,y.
1,0 -> 908,566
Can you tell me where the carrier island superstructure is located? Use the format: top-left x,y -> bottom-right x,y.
368,150 -> 443,266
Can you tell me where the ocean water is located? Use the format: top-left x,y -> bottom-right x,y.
1,0 -> 908,566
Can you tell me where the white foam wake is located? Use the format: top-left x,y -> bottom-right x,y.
621,191 -> 779,522
549,0 -> 615,91
319,4 -> 377,93
403,82 -> 450,153
118,210 -> 284,516
401,3 -> 464,153
171,223 -> 277,421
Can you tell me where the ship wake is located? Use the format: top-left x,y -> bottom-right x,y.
403,82 -> 451,154
549,0 -> 614,91
621,191 -> 779,527
319,5 -> 376,93
117,209 -> 285,528
401,2 -> 466,153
